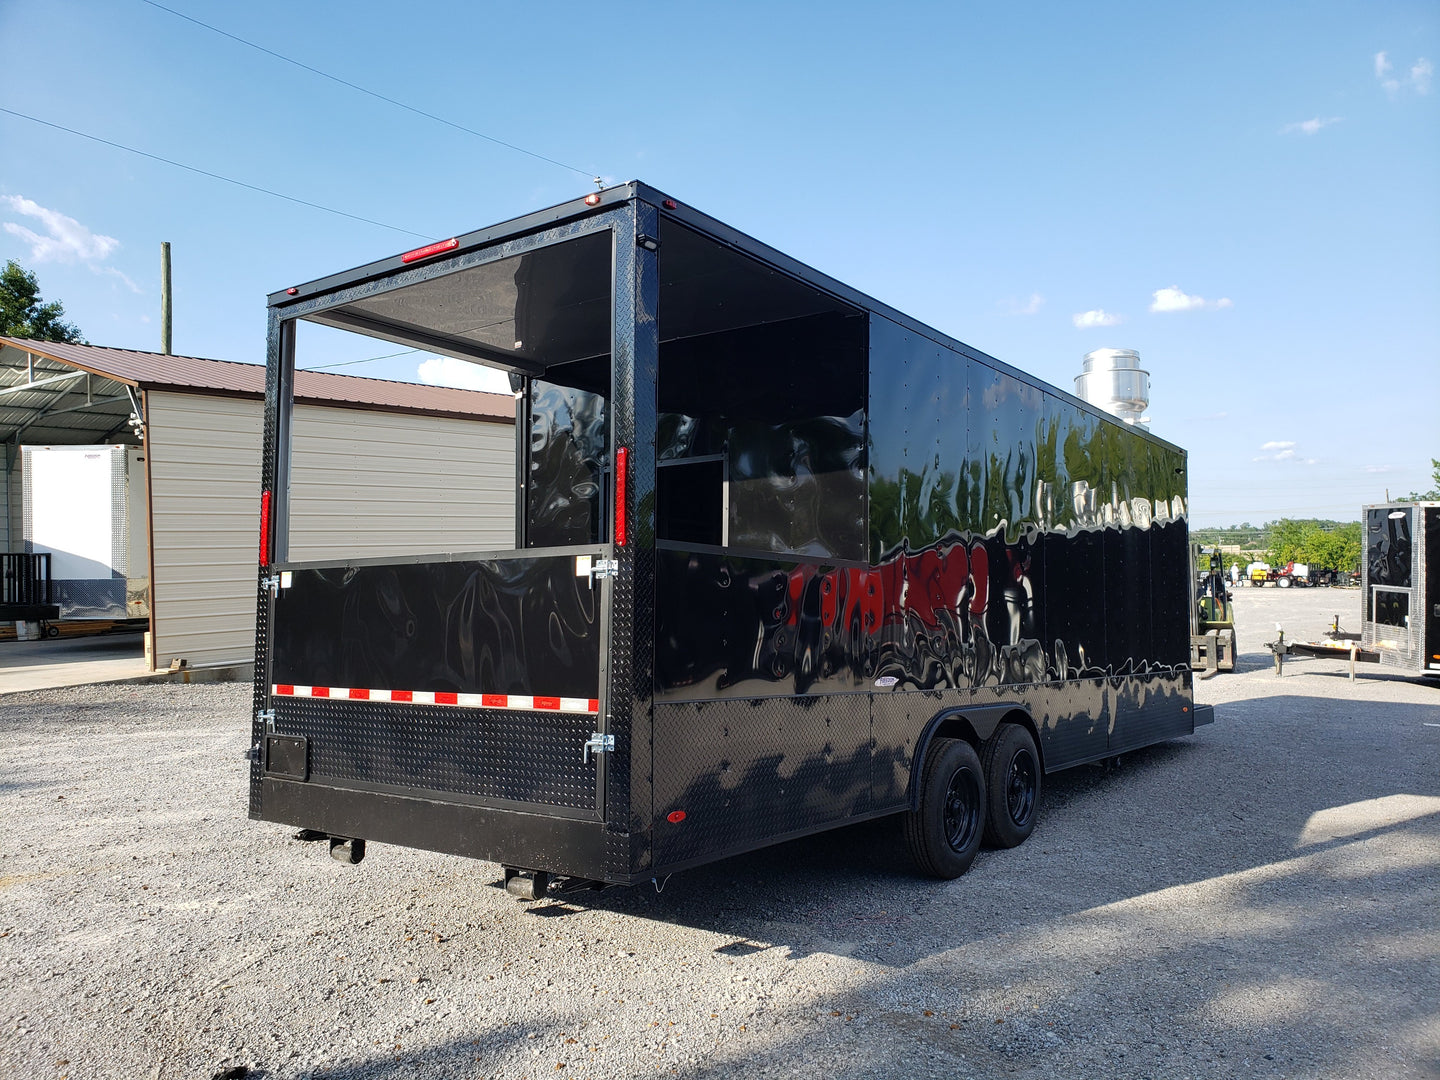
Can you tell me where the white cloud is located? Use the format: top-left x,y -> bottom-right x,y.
1412,58 -> 1433,94
2,195 -> 118,263
1362,464 -> 1395,474
1000,292 -> 1044,316
1254,440 -> 1318,464
1376,50 -> 1430,95
1150,285 -> 1232,313
416,355 -> 509,393
1,194 -> 138,292
1073,308 -> 1122,328
1281,116 -> 1341,135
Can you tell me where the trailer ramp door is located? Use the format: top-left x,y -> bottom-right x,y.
267,551 -> 605,819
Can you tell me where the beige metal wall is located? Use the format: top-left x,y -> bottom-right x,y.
146,391 -> 514,671
288,402 -> 515,562
146,391 -> 264,670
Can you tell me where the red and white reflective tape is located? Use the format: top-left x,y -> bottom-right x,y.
271,684 -> 598,715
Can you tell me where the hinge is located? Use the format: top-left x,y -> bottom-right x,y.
583,732 -> 614,763
242,742 -> 262,762
590,558 -> 619,584
256,708 -> 276,732
636,233 -> 659,252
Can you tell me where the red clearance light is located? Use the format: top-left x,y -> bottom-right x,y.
259,489 -> 272,566
584,193 -> 602,206
614,446 -> 628,546
285,287 -> 298,295
667,810 -> 686,824
662,199 -> 677,210
400,237 -> 459,264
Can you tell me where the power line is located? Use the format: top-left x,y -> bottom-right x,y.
139,0 -> 601,184
0,106 -> 431,240
302,348 -> 421,371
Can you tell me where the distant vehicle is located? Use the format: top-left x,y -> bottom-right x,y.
1362,502 -> 1440,675
1248,561 -> 1272,587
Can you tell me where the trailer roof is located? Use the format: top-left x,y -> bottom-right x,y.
267,181 -> 1184,456
0,338 -> 514,432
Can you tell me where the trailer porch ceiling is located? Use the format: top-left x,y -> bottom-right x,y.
303,231 -> 612,376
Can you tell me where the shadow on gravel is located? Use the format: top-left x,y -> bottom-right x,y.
539,702 -> 1432,963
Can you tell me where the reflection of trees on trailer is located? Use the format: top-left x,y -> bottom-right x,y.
251,184 -> 1211,895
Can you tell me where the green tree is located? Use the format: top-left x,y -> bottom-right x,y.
1398,458 -> 1440,502
0,260 -> 85,343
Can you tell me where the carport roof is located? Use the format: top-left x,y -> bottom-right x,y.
0,338 -> 513,448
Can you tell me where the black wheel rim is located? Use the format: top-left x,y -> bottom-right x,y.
1005,747 -> 1037,827
943,766 -> 981,852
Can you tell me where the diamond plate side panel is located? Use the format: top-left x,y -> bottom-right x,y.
250,313 -> 290,819
651,694 -> 870,870
274,698 -> 598,811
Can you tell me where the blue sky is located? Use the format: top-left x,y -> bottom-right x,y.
1,1 -> 1435,526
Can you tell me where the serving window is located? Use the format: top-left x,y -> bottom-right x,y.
655,222 -> 866,562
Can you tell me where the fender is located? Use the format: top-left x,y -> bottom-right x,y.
906,702 -> 1035,811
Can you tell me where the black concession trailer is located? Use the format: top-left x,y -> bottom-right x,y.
1361,501 -> 1440,676
250,182 -> 1213,893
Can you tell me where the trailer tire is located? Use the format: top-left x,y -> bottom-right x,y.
903,737 -> 986,879
980,723 -> 1041,848
1278,576 -> 1291,588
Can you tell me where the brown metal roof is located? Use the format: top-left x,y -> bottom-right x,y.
0,337 -> 514,423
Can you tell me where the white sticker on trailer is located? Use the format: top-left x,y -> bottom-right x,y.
575,554 -> 592,578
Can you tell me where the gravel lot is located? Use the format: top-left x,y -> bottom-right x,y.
2,587 -> 1437,1080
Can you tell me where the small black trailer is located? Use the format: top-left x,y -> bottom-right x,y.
249,182 -> 1213,893
1361,501 -> 1440,675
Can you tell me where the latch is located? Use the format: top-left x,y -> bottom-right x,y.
256,708 -> 276,732
590,558 -> 619,584
261,570 -> 292,597
583,732 -> 614,763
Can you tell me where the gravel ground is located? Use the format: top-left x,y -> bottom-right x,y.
2,587 -> 1437,1080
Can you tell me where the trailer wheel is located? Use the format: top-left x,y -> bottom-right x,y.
980,724 -> 1041,848
903,737 -> 986,879
1278,576 -> 1292,589
329,837 -> 365,865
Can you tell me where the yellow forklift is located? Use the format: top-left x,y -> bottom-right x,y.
1191,546 -> 1237,675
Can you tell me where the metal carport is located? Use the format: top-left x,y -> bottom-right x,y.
1,337 -> 514,673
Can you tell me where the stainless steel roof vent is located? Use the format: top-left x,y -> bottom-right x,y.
1075,348 -> 1150,425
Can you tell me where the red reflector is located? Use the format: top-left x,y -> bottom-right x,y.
259,489 -> 271,566
584,193 -> 601,206
400,237 -> 459,263
667,810 -> 686,824
614,446 -> 628,545
662,199 -> 677,210
435,691 -> 458,705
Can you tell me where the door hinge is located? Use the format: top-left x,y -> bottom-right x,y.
256,708 -> 276,732
636,233 -> 659,252
242,742 -> 262,762
583,732 -> 614,763
590,558 -> 619,584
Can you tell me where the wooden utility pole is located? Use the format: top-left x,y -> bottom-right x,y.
160,242 -> 172,355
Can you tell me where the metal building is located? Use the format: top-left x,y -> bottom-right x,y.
1,337 -> 513,671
